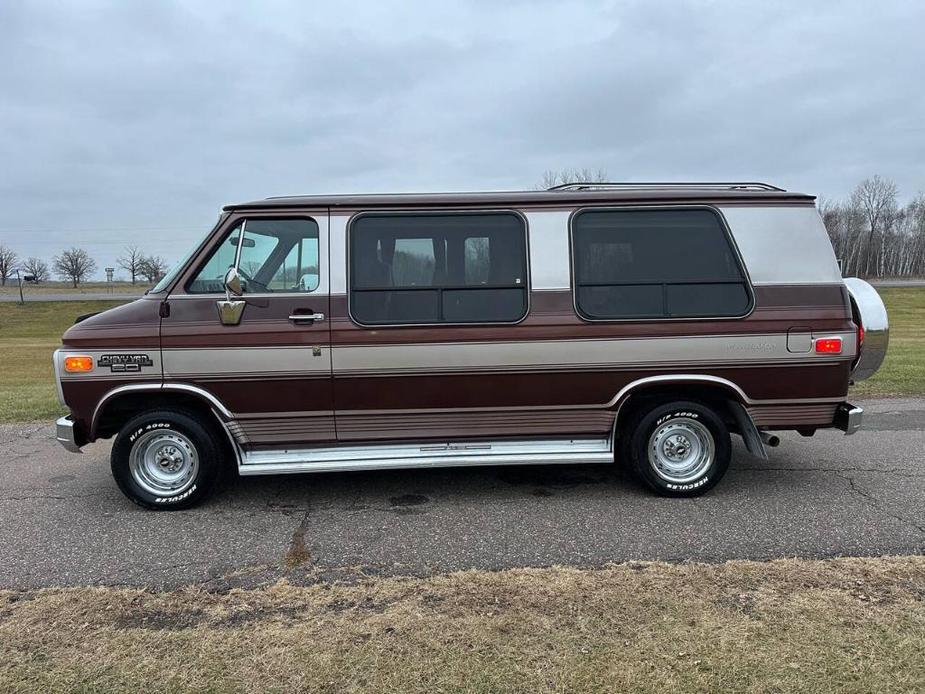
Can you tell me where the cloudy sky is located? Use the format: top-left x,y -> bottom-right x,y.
1,0 -> 923,279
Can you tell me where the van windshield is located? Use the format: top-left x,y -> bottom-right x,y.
148,214 -> 230,294
148,242 -> 200,294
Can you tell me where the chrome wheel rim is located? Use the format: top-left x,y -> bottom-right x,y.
129,430 -> 198,497
647,417 -> 714,484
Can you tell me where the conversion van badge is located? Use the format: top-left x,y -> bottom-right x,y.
98,354 -> 153,372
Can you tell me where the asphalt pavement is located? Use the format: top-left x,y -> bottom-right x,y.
0,292 -> 142,302
2,398 -> 923,590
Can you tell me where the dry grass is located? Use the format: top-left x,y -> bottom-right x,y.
1,556 -> 924,693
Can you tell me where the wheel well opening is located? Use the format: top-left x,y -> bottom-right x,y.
95,391 -> 237,470
615,383 -> 745,437
94,391 -> 236,462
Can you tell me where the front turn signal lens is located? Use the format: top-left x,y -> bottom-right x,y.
64,356 -> 94,372
814,338 -> 843,354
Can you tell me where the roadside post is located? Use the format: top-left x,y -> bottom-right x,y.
13,269 -> 35,305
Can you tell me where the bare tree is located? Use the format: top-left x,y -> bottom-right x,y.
138,255 -> 169,283
0,244 -> 18,286
22,257 -> 49,283
851,175 -> 898,277
538,168 -> 609,190
819,177 -> 925,278
117,245 -> 144,284
53,247 -> 97,287
241,260 -> 263,278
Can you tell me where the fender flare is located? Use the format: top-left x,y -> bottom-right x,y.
609,374 -> 765,457
91,383 -> 234,440
610,374 -> 751,420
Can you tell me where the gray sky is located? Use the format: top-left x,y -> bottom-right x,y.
1,0 -> 923,279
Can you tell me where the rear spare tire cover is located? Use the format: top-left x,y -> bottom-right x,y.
844,277 -> 889,381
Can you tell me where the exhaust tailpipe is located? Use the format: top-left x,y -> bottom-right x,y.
760,432 -> 780,448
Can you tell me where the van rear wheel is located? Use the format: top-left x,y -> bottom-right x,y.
626,400 -> 730,496
111,410 -> 222,510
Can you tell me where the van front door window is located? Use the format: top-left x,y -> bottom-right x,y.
187,218 -> 320,294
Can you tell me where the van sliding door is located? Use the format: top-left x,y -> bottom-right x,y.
329,210 -> 600,443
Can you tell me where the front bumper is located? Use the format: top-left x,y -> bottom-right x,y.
834,403 -> 863,435
56,415 -> 83,453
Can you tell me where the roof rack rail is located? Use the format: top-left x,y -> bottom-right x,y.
547,181 -> 785,192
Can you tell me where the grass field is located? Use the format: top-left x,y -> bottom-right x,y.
0,301 -> 125,422
851,287 -> 925,397
1,556 -> 923,693
0,288 -> 922,423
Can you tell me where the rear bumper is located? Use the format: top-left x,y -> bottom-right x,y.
56,416 -> 83,453
834,403 -> 863,435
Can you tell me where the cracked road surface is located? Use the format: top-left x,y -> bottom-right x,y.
2,398 -> 923,590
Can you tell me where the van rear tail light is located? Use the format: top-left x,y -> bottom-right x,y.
64,356 -> 94,373
815,338 -> 843,355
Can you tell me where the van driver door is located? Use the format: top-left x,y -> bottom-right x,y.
161,211 -> 335,446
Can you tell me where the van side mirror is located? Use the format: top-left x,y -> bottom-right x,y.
217,267 -> 246,326
223,267 -> 243,297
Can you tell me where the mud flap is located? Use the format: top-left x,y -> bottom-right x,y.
728,401 -> 768,460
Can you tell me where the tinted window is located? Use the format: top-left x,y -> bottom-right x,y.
188,218 -> 320,294
572,209 -> 751,319
349,213 -> 527,324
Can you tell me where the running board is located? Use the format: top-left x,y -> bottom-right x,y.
237,437 -> 613,476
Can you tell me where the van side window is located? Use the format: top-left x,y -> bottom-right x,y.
188,218 -> 320,294
349,213 -> 528,325
571,209 -> 751,319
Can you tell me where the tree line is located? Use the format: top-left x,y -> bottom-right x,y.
0,244 -> 169,287
537,170 -> 924,279
820,175 -> 925,278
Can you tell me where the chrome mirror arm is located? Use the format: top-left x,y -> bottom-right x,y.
233,219 -> 247,270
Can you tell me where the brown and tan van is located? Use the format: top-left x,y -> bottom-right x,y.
53,182 -> 889,509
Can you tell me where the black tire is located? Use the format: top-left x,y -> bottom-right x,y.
110,409 -> 223,510
625,400 -> 731,497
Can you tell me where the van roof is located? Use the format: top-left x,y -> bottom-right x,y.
224,183 -> 815,212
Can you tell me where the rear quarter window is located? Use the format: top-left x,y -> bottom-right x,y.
571,208 -> 752,320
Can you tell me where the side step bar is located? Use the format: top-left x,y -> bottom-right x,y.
237,437 -> 613,476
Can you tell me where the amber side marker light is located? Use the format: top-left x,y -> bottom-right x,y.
64,356 -> 94,373
815,338 -> 843,355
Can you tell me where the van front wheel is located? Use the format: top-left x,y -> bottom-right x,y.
111,410 -> 221,510
627,401 -> 730,496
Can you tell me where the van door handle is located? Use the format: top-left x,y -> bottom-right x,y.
289,312 -> 325,323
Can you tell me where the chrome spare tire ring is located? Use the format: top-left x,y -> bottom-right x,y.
129,429 -> 199,497
647,416 -> 714,484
